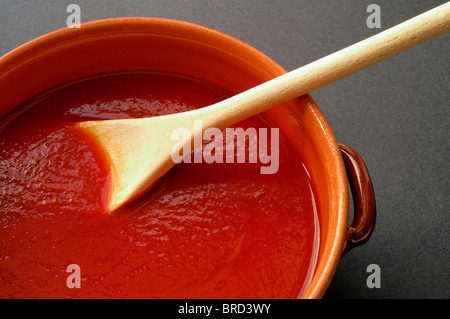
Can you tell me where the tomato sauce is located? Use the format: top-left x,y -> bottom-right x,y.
0,73 -> 318,298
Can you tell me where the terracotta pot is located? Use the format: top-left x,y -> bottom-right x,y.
0,18 -> 376,298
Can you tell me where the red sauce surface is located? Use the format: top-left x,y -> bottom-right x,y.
0,73 -> 318,298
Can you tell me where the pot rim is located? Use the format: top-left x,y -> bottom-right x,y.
0,17 -> 349,299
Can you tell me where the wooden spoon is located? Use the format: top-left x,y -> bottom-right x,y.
78,2 -> 450,212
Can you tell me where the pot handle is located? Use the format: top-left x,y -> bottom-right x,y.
339,144 -> 376,255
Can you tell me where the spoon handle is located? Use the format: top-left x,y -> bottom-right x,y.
202,2 -> 450,129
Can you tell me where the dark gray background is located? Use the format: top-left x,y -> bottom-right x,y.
0,0 -> 448,299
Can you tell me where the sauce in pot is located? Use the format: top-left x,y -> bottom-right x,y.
0,73 -> 318,298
